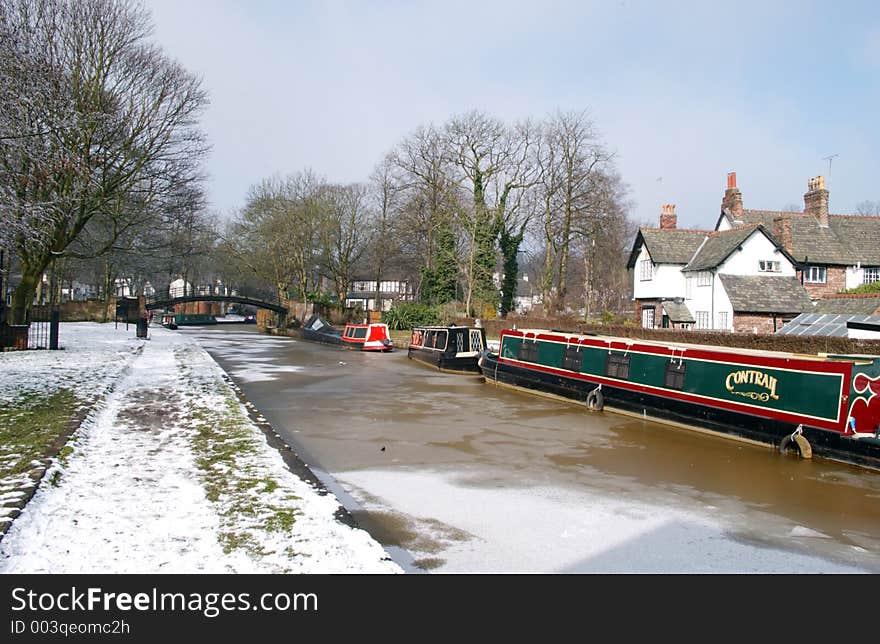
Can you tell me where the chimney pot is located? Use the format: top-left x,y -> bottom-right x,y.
727,172 -> 737,189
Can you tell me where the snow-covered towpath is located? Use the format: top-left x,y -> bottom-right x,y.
0,323 -> 401,574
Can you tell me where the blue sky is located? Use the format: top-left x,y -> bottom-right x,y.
145,0 -> 880,229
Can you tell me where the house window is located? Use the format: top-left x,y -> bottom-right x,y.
684,276 -> 693,299
864,267 -> 880,284
759,260 -> 780,272
697,271 -> 712,286
664,360 -> 686,390
641,307 -> 655,329
717,311 -> 729,330
562,345 -> 582,372
695,311 -> 710,329
639,259 -> 653,281
804,266 -> 826,284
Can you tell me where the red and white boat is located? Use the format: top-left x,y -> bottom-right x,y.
342,323 -> 394,352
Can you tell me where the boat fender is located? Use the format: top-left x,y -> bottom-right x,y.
586,385 -> 604,412
779,425 -> 812,459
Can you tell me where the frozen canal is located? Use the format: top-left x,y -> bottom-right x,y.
184,325 -> 880,573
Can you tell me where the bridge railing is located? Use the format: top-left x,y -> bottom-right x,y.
145,284 -> 283,309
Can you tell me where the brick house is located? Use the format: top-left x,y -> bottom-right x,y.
716,173 -> 880,298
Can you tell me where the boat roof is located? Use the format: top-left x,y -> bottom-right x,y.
504,328 -> 878,364
413,325 -> 479,330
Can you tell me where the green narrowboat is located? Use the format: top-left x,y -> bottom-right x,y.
479,328 -> 880,470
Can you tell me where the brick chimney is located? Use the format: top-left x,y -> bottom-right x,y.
659,203 -> 677,230
803,175 -> 829,227
772,216 -> 792,253
721,171 -> 743,218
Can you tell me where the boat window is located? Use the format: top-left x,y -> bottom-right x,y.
470,330 -> 483,351
562,345 -> 582,372
665,360 -> 686,390
518,340 -> 539,362
424,330 -> 435,347
456,332 -> 464,353
352,327 -> 367,339
411,330 -> 423,346
434,330 -> 447,349
605,353 -> 630,380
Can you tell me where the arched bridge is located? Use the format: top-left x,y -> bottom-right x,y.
145,286 -> 288,315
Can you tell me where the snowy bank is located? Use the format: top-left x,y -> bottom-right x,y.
0,323 -> 401,574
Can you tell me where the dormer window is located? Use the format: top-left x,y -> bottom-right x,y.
759,260 -> 780,272
639,259 -> 653,281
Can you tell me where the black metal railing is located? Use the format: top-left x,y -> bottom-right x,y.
144,284 -> 286,313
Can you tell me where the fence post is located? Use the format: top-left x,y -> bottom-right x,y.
49,310 -> 60,350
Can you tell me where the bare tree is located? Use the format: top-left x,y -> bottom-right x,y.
390,124 -> 458,303
369,154 -> 404,312
536,110 -> 617,314
855,200 -> 880,216
320,182 -> 372,307
224,171 -> 325,303
1,0 -> 209,323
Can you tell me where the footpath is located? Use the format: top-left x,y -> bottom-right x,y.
0,323 -> 402,574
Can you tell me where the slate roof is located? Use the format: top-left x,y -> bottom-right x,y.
812,296 -> 880,315
717,275 -> 813,314
627,228 -> 707,268
722,210 -> 880,266
683,226 -> 759,272
661,300 -> 695,323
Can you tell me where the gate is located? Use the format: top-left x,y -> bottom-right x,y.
0,305 -> 60,351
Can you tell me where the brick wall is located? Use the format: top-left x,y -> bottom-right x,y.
732,313 -> 783,334
800,267 -> 846,298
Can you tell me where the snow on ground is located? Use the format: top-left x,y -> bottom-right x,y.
0,323 -> 401,574
336,468 -> 872,573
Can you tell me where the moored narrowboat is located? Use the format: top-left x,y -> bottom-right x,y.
478,328 -> 880,470
408,325 -> 488,373
297,314 -> 344,346
342,322 -> 394,352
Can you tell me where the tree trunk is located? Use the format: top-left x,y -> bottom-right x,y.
9,269 -> 40,325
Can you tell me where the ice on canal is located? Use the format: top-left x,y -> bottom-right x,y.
336,468 -> 872,573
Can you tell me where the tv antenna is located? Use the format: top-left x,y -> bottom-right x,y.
822,153 -> 839,183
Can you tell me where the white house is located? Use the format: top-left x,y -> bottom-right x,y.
628,203 -> 810,333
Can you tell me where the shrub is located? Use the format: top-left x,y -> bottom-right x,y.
840,282 -> 880,295
382,302 -> 441,330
